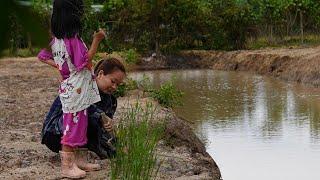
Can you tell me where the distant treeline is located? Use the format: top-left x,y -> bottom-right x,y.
9,0 -> 320,54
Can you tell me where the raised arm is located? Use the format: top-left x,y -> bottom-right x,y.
87,29 -> 106,61
64,30 -> 105,72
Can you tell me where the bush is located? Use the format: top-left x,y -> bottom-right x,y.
113,77 -> 138,98
150,79 -> 183,108
122,49 -> 139,65
8,13 -> 24,55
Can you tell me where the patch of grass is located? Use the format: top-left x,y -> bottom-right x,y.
127,74 -> 184,108
110,101 -> 164,180
247,34 -> 320,50
1,48 -> 40,57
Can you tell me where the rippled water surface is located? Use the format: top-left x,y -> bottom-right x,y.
130,70 -> 320,180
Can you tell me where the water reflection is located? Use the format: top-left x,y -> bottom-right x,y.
130,69 -> 320,180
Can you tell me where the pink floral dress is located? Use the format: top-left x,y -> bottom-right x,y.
38,36 -> 100,147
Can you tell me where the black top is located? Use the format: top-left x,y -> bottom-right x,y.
41,92 -> 117,159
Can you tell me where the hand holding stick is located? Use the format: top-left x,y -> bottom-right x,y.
101,113 -> 115,135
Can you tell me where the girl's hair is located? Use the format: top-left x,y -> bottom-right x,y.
94,58 -> 126,76
51,0 -> 84,39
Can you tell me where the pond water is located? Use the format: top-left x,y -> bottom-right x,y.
130,69 -> 320,180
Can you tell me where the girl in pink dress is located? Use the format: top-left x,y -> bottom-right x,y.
37,0 -> 105,178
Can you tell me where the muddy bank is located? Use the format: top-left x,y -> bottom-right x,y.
0,58 -> 221,179
138,47 -> 320,87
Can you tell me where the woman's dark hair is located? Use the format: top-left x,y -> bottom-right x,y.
51,0 -> 84,39
94,58 -> 126,76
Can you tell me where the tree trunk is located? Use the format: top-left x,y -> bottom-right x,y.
27,33 -> 34,54
300,11 -> 304,44
269,24 -> 274,43
286,12 -> 290,37
151,0 -> 160,56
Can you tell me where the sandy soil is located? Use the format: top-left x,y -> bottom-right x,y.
0,58 -> 221,179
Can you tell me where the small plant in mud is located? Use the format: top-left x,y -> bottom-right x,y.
114,77 -> 138,98
110,101 -> 164,180
150,78 -> 183,108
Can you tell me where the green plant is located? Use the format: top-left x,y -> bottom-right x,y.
138,74 -> 153,92
151,79 -> 183,108
122,49 -> 139,65
0,0 -> 49,55
110,101 -> 163,180
82,0 -> 111,53
9,13 -> 24,55
92,54 -> 102,65
113,77 -> 138,97
114,84 -> 126,98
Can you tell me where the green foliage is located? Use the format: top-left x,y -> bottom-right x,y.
5,0 -> 320,56
92,54 -> 102,65
247,34 -> 320,49
32,0 -> 51,27
82,0 -> 115,53
209,0 -> 256,49
82,0 -> 101,43
114,74 -> 183,109
138,74 -> 153,93
114,77 -> 138,98
1,48 -> 41,57
0,0 -> 49,56
124,74 -> 184,108
122,49 -> 139,65
8,13 -> 24,55
150,79 -> 183,108
113,84 -> 126,98
97,0 -> 320,51
110,102 -> 163,180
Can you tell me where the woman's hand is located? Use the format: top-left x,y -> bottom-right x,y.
93,28 -> 106,42
101,113 -> 113,133
103,119 -> 113,132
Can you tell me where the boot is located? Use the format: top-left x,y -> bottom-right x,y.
60,151 -> 86,179
75,148 -> 101,171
